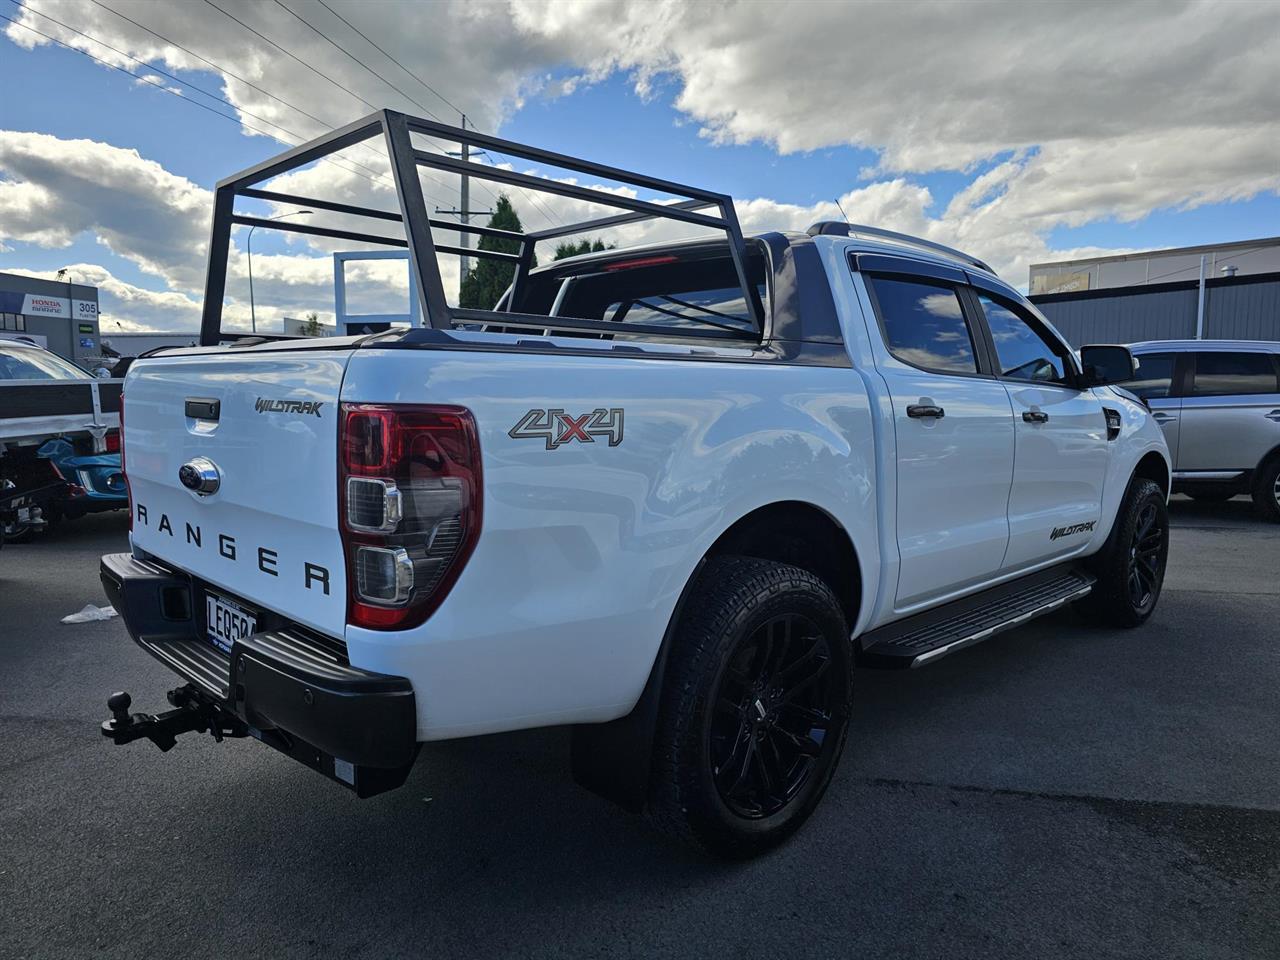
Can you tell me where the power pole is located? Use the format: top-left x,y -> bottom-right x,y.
460,114 -> 470,281
436,114 -> 492,302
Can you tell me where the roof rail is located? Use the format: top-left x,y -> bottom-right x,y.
807,221 -> 994,275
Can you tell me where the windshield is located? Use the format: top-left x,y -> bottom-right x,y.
0,343 -> 93,381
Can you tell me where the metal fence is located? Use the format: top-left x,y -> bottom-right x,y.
1030,271 -> 1280,346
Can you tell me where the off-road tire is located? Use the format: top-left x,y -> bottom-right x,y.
1251,457 -> 1280,523
649,556 -> 852,859
1076,478 -> 1168,627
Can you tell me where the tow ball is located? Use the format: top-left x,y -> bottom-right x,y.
100,684 -> 248,751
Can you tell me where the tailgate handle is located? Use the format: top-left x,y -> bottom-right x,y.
185,398 -> 220,421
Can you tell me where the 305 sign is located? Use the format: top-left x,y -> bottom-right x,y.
509,407 -> 624,449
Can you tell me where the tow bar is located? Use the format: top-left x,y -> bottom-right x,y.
100,684 -> 249,751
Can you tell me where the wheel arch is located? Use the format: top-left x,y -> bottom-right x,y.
1255,442 -> 1280,476
571,498 -> 864,812
702,500 -> 862,629
1134,450 -> 1171,499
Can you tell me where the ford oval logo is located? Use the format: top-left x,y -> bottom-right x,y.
178,457 -> 220,496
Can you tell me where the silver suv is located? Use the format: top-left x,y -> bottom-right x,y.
1123,340 -> 1280,521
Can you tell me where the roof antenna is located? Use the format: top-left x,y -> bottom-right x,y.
834,198 -> 855,237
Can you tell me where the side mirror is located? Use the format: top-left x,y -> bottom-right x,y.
1079,344 -> 1137,386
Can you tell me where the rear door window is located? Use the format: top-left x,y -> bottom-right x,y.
867,277 -> 978,374
1190,352 -> 1279,397
1125,352 -> 1177,399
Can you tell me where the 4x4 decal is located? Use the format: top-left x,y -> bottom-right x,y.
509,408 -> 624,449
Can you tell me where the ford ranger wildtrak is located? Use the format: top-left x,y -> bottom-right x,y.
99,111 -> 1171,857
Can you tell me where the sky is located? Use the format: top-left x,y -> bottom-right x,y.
0,0 -> 1277,333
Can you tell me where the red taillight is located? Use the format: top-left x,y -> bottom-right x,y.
339,403 -> 482,631
104,429 -> 120,453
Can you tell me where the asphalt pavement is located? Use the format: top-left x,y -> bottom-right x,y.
2,497 -> 1278,959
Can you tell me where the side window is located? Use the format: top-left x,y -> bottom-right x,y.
978,295 -> 1069,385
1191,352 -> 1279,397
1124,352 -> 1176,400
867,277 -> 977,374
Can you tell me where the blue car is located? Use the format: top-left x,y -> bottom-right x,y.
0,339 -> 126,541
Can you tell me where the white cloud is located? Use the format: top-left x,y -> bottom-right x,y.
0,130 -> 210,288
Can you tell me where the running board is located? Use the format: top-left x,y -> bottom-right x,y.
859,566 -> 1095,669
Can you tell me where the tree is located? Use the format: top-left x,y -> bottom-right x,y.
459,194 -> 534,309
300,311 -> 324,337
553,238 -> 614,261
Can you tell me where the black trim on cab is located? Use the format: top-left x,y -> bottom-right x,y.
100,552 -> 418,796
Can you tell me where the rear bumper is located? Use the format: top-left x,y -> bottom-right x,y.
100,552 -> 418,795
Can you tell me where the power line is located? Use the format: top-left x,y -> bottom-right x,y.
200,0 -> 373,112
5,1 -> 420,202
294,0 -> 565,231
271,0 -> 440,121
197,0 -> 462,203
0,13 -> 308,155
83,0 -> 413,192
314,0 -> 463,117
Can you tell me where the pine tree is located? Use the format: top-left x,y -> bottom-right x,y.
458,195 -> 534,309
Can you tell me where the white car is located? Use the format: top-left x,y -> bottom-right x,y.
99,112 -> 1171,857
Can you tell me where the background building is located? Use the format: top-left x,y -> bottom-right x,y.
0,270 -> 101,364
1028,238 -> 1280,346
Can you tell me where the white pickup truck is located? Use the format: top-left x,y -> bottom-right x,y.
100,112 -> 1171,857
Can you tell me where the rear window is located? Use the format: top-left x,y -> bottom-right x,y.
867,277 -> 978,374
1191,352 -> 1278,397
522,249 -> 767,335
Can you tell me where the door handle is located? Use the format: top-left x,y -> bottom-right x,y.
1022,410 -> 1049,423
1152,412 -> 1178,425
907,404 -> 945,419
1266,409 -> 1280,423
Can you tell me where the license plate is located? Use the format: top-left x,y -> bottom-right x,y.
205,592 -> 257,654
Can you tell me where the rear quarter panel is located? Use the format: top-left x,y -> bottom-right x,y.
340,347 -> 878,740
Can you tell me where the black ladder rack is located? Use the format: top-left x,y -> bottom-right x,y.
199,109 -> 763,346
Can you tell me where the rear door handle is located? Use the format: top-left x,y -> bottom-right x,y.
1022,410 -> 1049,423
907,404 -> 945,419
1266,409 -> 1280,423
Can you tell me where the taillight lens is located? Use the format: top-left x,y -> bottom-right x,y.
104,429 -> 121,453
339,403 -> 482,630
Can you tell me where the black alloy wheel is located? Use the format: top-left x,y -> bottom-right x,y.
709,612 -> 837,819
1077,477 -> 1168,628
650,556 -> 852,858
1126,501 -> 1165,615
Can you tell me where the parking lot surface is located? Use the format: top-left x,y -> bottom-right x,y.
2,499 -> 1278,959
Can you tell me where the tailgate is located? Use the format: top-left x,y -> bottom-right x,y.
123,350 -> 351,634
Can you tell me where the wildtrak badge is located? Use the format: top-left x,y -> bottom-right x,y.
1050,520 -> 1097,541
255,397 -> 324,417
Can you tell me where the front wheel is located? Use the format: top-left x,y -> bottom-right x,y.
1252,457 -> 1280,523
1077,478 -> 1169,627
649,556 -> 852,858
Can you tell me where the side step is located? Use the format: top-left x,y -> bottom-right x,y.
860,566 -> 1095,669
